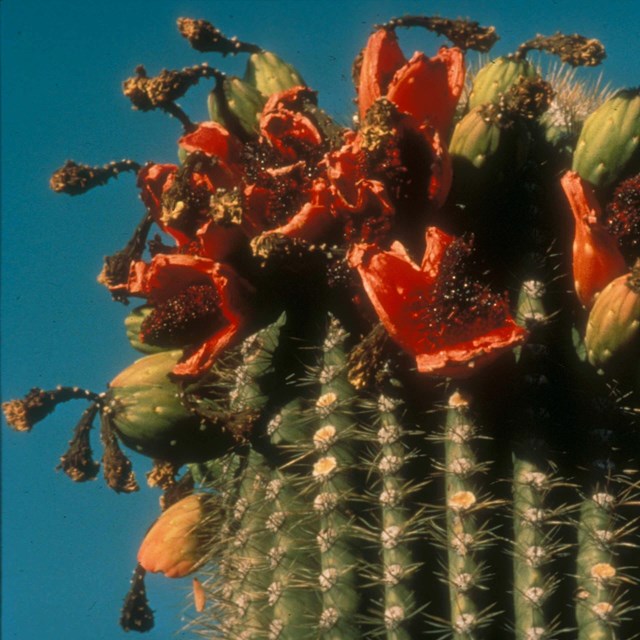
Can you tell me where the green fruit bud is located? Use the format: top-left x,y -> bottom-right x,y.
468,57 -> 538,110
125,306 -> 169,355
107,351 -> 233,463
449,105 -> 529,196
450,106 -> 502,169
244,51 -> 306,97
585,266 -> 640,376
207,76 -> 266,137
572,89 -> 640,188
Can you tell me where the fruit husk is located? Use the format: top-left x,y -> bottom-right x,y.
207,75 -> 266,137
244,50 -> 306,97
449,105 -> 530,199
572,88 -> 640,188
468,56 -> 538,110
108,351 -> 235,463
585,269 -> 640,378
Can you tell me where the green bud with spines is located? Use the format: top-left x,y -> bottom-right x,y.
107,350 -> 229,463
572,88 -> 640,188
584,265 -> 640,377
245,50 -> 306,97
451,74 -> 553,195
468,56 -> 538,110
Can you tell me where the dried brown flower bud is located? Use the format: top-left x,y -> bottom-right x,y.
3,386 -> 98,432
177,17 -> 260,55
120,564 -> 154,632
58,403 -> 101,482
380,15 -> 499,52
50,160 -> 139,196
100,412 -> 139,493
516,32 -> 606,67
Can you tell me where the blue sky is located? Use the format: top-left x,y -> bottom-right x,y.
2,1 -> 639,638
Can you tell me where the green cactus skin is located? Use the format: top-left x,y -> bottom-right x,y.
232,314 -> 285,411
208,76 -> 266,138
512,457 -> 566,640
511,279 -> 570,640
468,57 -> 538,111
575,484 -> 624,640
572,89 -> 640,188
368,391 -> 421,640
309,316 -> 363,640
180,315 -> 285,443
263,469 -> 321,640
572,390 -> 640,640
244,51 -> 306,98
442,390 -> 495,639
217,450 -> 275,639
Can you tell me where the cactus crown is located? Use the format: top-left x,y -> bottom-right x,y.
4,10 -> 640,640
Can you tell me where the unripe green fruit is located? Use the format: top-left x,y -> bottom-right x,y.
450,106 -> 502,169
468,57 -> 537,110
572,89 -> 640,188
449,105 -> 529,196
585,269 -> 640,376
207,76 -> 266,137
244,51 -> 306,97
108,351 -> 233,463
124,306 -> 169,355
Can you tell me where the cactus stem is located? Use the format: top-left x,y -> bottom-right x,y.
439,387 -> 498,639
575,475 -> 639,639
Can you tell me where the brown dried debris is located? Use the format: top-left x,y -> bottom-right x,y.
381,15 -> 499,52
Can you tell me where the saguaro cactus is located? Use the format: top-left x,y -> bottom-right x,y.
4,11 -> 640,640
